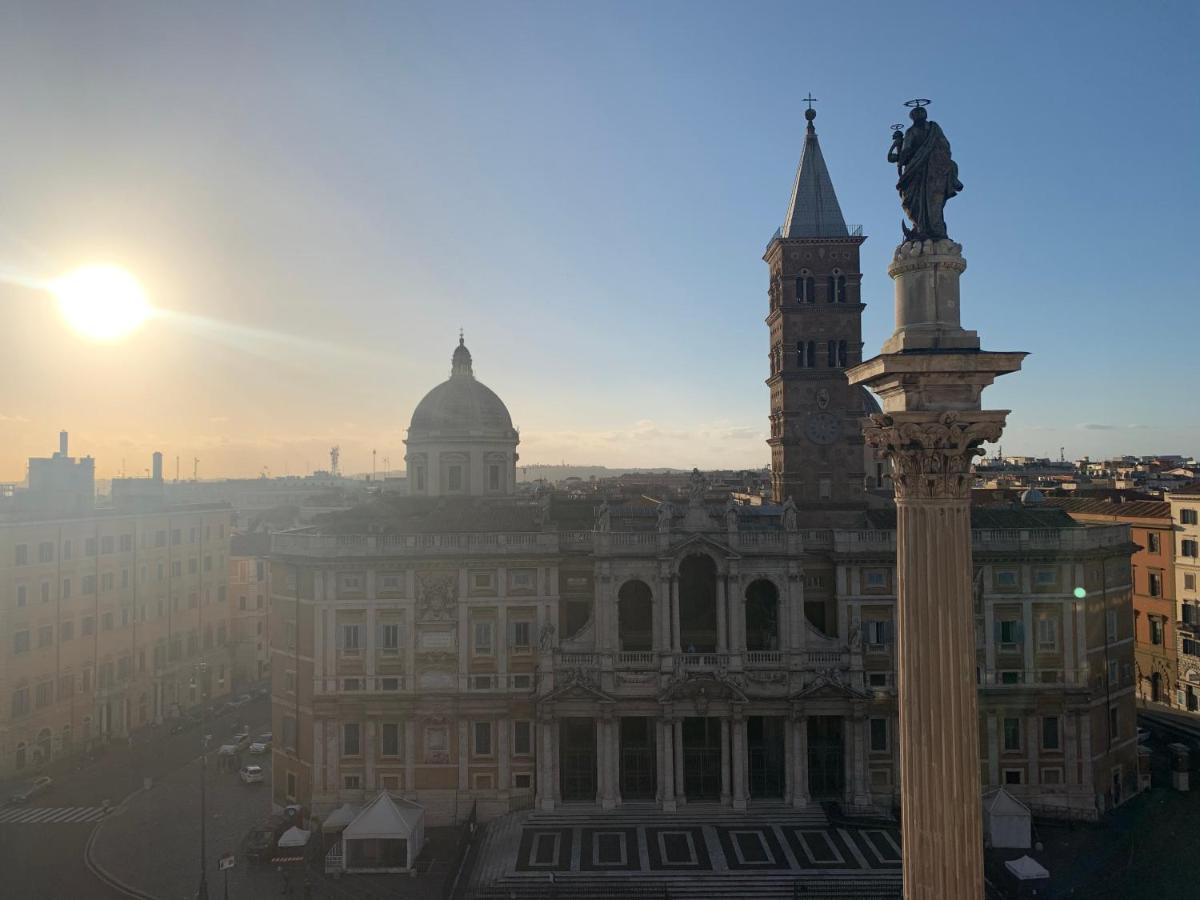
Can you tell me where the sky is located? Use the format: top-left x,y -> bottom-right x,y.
0,1 -> 1197,480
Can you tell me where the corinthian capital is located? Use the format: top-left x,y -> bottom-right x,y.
864,411 -> 1005,500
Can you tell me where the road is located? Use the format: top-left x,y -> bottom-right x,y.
0,694 -> 271,899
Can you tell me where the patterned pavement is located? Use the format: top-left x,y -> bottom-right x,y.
0,805 -> 110,824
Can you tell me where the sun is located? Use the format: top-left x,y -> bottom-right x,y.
52,264 -> 152,341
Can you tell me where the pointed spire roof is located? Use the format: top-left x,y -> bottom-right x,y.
781,107 -> 848,239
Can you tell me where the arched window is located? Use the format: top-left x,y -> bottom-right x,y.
806,341 -> 816,368
796,272 -> 815,303
835,274 -> 847,303
617,580 -> 654,652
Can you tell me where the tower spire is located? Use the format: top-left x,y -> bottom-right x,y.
781,99 -> 848,239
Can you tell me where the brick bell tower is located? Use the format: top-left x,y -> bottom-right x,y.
765,101 -> 868,521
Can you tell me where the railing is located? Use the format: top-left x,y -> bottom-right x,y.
324,839 -> 344,875
746,650 -> 783,667
801,529 -> 834,549
680,652 -> 730,671
557,651 -> 605,668
805,650 -> 844,667
616,651 -> 657,668
834,530 -> 896,553
972,524 -> 1130,553
315,675 -> 408,694
736,531 -> 785,548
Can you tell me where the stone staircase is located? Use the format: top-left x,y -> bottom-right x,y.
465,804 -> 901,900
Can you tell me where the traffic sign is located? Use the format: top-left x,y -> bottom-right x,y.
218,852 -> 236,871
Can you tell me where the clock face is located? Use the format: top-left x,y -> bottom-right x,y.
804,412 -> 840,445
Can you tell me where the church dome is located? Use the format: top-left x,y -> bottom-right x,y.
408,337 -> 516,437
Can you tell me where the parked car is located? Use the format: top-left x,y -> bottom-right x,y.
239,764 -> 265,784
248,734 -> 272,754
241,826 -> 276,863
231,729 -> 251,750
9,775 -> 53,805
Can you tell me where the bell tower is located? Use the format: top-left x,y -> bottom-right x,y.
764,101 -> 868,519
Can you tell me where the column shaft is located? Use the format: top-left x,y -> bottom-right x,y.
896,498 -> 984,900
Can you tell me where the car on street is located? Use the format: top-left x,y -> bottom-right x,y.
8,775 -> 53,804
239,764 -> 265,784
248,733 -> 272,754
241,826 -> 276,862
229,694 -> 253,708
231,729 -> 251,750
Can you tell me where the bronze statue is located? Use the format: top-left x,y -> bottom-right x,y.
887,100 -> 962,242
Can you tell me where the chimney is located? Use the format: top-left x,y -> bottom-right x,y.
59,431 -> 69,456
152,451 -> 163,483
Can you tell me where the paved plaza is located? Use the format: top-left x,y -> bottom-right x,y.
467,806 -> 902,899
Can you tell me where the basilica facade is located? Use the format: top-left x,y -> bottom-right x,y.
268,112 -> 1138,828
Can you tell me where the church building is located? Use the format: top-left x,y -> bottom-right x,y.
268,109 -> 1138,830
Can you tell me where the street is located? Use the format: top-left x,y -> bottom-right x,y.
0,694 -> 271,900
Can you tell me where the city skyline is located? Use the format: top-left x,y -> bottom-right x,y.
0,1 -> 1197,479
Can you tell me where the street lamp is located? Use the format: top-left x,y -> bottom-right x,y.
191,659 -> 210,900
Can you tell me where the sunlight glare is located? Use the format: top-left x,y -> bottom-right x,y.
52,264 -> 152,341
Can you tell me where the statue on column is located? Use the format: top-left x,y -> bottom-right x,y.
887,99 -> 962,242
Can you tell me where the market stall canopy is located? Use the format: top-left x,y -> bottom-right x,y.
1004,855 -> 1050,881
321,803 -> 359,832
278,826 -> 312,848
343,791 -> 423,840
983,787 -> 1031,849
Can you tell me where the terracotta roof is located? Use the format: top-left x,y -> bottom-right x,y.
1042,497 -> 1171,520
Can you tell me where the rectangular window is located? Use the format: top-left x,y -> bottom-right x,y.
40,581 -> 50,604
379,623 -> 402,653
1036,618 -> 1058,652
343,774 -> 362,790
11,687 -> 30,717
509,620 -> 532,650
286,772 -> 297,799
101,535 -> 114,554
1148,533 -> 1161,553
341,624 -> 362,652
1151,617 -> 1164,646
514,721 -> 532,755
865,619 -> 894,648
448,465 -> 463,491
998,619 -> 1023,648
16,585 -> 26,607
38,625 -> 53,647
1042,716 -> 1060,750
1149,573 -> 1162,597
471,571 -> 495,591
1106,609 -> 1118,641
474,721 -> 492,756
381,774 -> 401,791
38,541 -> 54,563
60,620 -> 74,641
35,681 -> 54,707
340,573 -> 362,590
869,717 -> 889,752
1186,574 -> 1197,591
83,574 -> 96,594
1004,769 -> 1024,786
15,544 -> 28,565
489,464 -> 500,491
995,569 -> 1019,588
12,630 -> 30,654
1003,717 -> 1021,752
1109,705 -> 1120,741
82,616 -> 95,636
382,723 -> 401,757
1108,659 -> 1119,684
1183,540 -> 1199,559
343,722 -> 361,756
1181,508 -> 1199,525
864,569 -> 889,590
473,620 -> 494,655
509,568 -> 536,592
1034,567 -> 1057,586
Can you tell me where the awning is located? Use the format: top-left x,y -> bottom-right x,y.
1004,855 -> 1050,881
278,826 -> 312,848
321,804 -> 359,832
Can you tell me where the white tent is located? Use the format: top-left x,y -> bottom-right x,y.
1004,855 -> 1050,881
338,791 -> 425,873
983,788 -> 1031,849
278,826 -> 312,848
321,803 -> 359,833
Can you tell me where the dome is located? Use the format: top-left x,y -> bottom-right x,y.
1019,488 -> 1046,505
408,337 -> 515,437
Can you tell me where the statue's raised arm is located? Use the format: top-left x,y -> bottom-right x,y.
889,100 -> 962,242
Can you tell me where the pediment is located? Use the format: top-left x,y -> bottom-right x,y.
667,532 -> 740,561
790,671 -> 871,701
658,671 -> 748,705
541,671 -> 615,704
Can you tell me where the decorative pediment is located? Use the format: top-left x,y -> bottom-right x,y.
540,668 -> 615,704
657,671 -> 749,706
791,668 -> 871,701
667,532 -> 740,562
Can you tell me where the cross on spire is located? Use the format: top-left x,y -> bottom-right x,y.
803,93 -> 818,110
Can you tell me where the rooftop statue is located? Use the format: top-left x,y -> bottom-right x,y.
887,100 -> 962,242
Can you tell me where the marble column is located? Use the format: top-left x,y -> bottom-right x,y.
732,710 -> 748,810
793,714 -> 809,808
716,575 -> 728,652
673,719 -> 685,803
720,718 -> 732,805
848,237 -> 1025,900
659,717 -> 677,811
